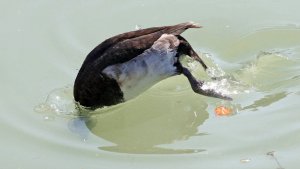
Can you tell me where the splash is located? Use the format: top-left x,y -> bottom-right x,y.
204,65 -> 229,95
183,52 -> 252,98
201,49 -> 294,97
234,48 -> 297,91
203,57 -> 250,96
200,75 -> 250,96
206,65 -> 226,78
34,85 -> 78,116
135,24 -> 142,30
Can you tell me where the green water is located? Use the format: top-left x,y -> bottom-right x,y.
1,0 -> 300,169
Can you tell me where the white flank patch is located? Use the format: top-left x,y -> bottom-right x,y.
103,34 -> 179,100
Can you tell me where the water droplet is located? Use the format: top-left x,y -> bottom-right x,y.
194,149 -> 201,153
135,25 -> 142,30
240,158 -> 251,163
43,115 -> 54,121
193,111 -> 198,117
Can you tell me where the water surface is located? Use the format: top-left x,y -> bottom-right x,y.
1,1 -> 300,169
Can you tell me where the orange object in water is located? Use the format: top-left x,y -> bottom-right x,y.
215,106 -> 233,116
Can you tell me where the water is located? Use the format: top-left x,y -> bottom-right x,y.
1,0 -> 300,169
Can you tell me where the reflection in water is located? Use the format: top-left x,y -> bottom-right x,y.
68,117 -> 91,140
242,92 -> 289,111
85,93 -> 209,154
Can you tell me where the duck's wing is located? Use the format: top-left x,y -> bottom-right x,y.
79,22 -> 201,73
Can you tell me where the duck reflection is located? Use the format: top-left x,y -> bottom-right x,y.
84,93 -> 209,154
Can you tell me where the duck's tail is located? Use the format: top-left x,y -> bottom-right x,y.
177,21 -> 202,28
164,21 -> 202,35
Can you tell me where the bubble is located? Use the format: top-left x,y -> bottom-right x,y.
240,158 -> 251,163
34,86 -> 77,116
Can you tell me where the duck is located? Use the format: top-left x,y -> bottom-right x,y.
74,22 -> 232,110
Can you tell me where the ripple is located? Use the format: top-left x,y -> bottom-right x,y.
234,48 -> 300,91
34,85 -> 78,117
